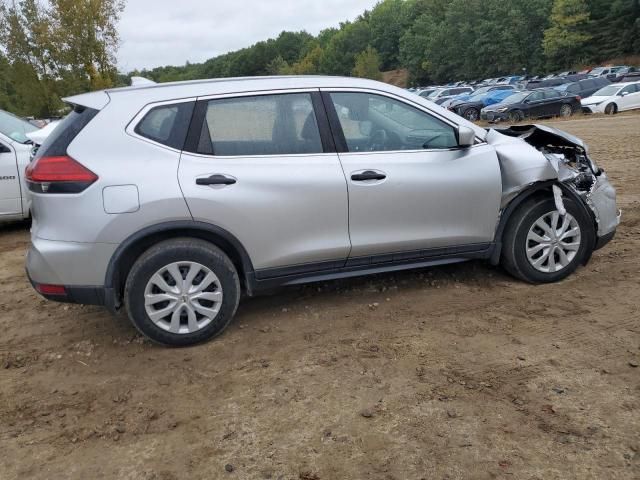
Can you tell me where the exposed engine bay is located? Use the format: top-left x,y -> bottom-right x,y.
485,124 -> 620,238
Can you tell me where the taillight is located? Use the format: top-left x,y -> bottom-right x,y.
576,96 -> 581,101
26,155 -> 97,194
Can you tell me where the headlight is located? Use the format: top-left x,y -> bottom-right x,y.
496,107 -> 508,113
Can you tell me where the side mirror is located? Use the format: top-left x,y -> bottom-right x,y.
620,91 -> 629,97
0,143 -> 11,154
457,126 -> 475,148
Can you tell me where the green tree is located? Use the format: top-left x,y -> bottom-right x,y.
543,0 -> 593,69
352,46 -> 383,79
368,0 -> 411,70
0,0 -> 124,116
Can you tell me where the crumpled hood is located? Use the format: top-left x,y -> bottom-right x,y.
494,123 -> 589,152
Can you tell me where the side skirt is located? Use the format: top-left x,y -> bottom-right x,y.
249,243 -> 493,292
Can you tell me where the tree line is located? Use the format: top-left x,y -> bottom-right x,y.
1,0 -> 639,118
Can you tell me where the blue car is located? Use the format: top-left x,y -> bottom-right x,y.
449,89 -> 520,121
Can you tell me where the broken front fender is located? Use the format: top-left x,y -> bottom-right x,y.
486,124 -> 620,239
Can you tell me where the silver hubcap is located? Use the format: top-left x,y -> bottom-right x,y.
526,211 -> 581,273
144,261 -> 223,334
561,105 -> 571,117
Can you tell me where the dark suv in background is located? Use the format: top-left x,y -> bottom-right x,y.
555,77 -> 610,99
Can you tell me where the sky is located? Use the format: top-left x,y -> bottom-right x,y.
118,0 -> 379,71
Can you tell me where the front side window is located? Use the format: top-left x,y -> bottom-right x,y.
197,93 -> 323,156
620,84 -> 637,95
135,102 -> 194,150
527,91 -> 545,102
329,92 -> 458,152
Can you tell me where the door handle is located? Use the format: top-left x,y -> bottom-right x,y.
351,171 -> 386,182
196,174 -> 236,186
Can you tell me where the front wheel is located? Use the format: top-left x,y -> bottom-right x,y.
463,107 -> 480,121
604,103 -> 617,115
508,110 -> 524,123
501,196 -> 594,283
124,238 -> 241,346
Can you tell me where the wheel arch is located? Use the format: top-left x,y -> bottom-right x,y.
104,221 -> 255,311
490,180 -> 596,265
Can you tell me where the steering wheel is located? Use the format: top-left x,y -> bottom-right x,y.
370,129 -> 388,151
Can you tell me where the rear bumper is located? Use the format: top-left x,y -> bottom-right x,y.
26,236 -> 117,305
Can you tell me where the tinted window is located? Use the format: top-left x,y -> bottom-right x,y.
197,93 -> 323,156
543,89 -> 562,99
136,102 -> 194,150
329,92 -> 458,151
34,106 -> 98,160
527,91 -> 545,101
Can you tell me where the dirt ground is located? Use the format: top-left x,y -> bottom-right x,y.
1,113 -> 639,480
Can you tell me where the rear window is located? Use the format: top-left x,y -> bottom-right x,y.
135,102 -> 194,150
34,106 -> 98,161
196,93 -> 323,156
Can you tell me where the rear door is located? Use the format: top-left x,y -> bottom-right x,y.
322,89 -> 502,259
0,137 -> 21,217
178,90 -> 350,274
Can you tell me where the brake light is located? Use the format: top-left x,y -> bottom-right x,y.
25,155 -> 97,193
576,96 -> 581,101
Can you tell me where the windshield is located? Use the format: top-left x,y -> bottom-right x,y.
590,67 -> 605,75
0,110 -> 38,144
593,85 -> 621,96
499,92 -> 528,105
471,86 -> 491,96
427,89 -> 445,98
467,91 -> 489,101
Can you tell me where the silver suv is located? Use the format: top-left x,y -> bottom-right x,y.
25,76 -> 620,346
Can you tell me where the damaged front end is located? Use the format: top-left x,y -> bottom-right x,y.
486,124 -> 620,246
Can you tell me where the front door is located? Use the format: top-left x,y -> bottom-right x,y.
178,90 -> 350,274
618,83 -> 640,111
0,140 -> 21,216
322,90 -> 502,259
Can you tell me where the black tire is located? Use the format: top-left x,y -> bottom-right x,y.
559,103 -> 573,117
508,110 -> 524,123
124,238 -> 240,346
604,103 -> 617,115
463,107 -> 480,121
501,196 -> 594,284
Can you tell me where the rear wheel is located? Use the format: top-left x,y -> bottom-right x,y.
501,196 -> 593,283
463,107 -> 480,121
604,103 -> 617,115
559,104 -> 573,117
124,238 -> 240,346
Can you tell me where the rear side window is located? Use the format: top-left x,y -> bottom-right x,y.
196,93 -> 323,156
135,102 -> 194,150
34,106 -> 98,161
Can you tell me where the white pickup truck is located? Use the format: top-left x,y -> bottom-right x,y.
0,110 -> 54,222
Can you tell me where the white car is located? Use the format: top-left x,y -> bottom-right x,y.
581,81 -> 640,114
0,110 -> 42,221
